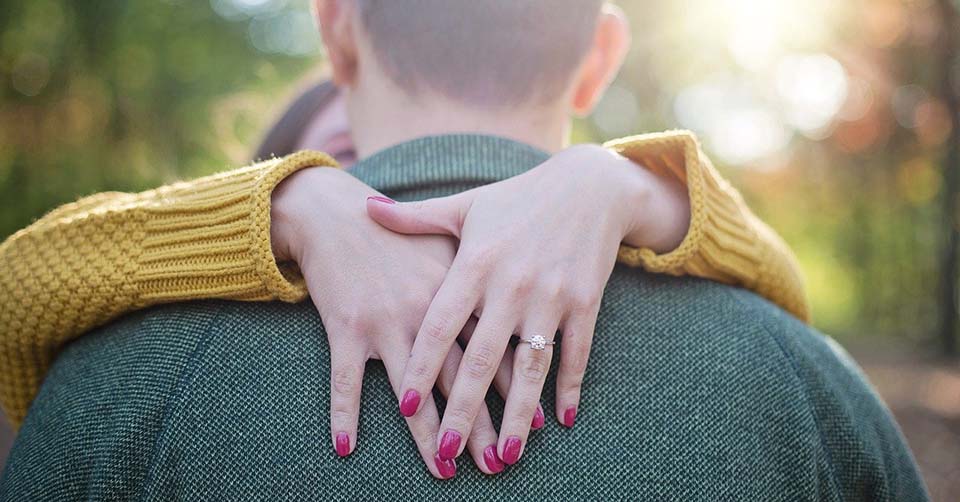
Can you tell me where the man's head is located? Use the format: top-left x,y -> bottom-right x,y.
313,0 -> 630,156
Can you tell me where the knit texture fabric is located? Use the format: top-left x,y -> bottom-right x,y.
0,130 -> 808,428
0,135 -> 926,501
607,132 -> 808,323
0,152 -> 338,426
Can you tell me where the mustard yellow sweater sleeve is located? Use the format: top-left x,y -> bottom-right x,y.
0,151 -> 337,426
605,130 -> 810,323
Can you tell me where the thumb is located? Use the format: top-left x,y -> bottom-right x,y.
366,191 -> 474,237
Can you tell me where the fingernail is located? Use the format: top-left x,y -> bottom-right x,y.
531,405 -> 545,430
483,445 -> 505,474
434,452 -> 457,479
438,430 -> 462,460
399,390 -> 420,417
502,436 -> 523,465
367,195 -> 396,205
335,432 -> 351,457
563,406 -> 578,428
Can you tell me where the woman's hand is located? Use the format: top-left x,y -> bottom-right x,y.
270,167 -> 535,478
366,144 -> 690,464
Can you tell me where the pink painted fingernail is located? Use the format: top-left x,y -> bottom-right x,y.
367,195 -> 396,205
502,436 -> 523,465
399,390 -> 420,417
531,405 -> 545,430
434,452 -> 457,479
483,445 -> 505,474
335,432 -> 351,457
563,406 -> 578,428
438,430 -> 462,460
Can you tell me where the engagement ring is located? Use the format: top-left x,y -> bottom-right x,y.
519,334 -> 555,351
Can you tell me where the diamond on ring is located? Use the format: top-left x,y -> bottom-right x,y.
518,334 -> 555,351
529,335 -> 547,350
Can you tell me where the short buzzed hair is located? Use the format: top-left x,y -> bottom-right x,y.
356,0 -> 604,107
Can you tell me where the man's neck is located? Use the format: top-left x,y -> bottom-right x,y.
346,90 -> 571,159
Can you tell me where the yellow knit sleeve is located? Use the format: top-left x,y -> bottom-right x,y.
604,131 -> 810,323
0,151 -> 338,426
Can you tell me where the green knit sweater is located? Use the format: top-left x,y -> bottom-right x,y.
0,136 -> 927,501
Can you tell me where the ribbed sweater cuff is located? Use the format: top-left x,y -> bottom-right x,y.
135,151 -> 338,305
606,131 -> 763,286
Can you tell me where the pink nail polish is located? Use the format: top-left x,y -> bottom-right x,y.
531,405 -> 545,430
335,432 -> 351,457
399,390 -> 420,417
502,436 -> 523,465
483,445 -> 505,474
434,452 -> 457,479
367,195 -> 396,205
563,406 -> 578,428
438,430 -> 462,460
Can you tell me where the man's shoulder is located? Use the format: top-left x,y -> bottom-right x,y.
601,269 -> 927,500
603,268 -> 873,413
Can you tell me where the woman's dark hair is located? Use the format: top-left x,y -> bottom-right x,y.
253,80 -> 339,161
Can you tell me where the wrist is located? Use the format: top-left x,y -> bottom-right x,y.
591,148 -> 689,253
565,145 -> 660,244
619,161 -> 690,253
544,144 -> 659,246
270,166 -> 346,263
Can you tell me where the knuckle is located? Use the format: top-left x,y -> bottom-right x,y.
559,375 -> 583,395
560,354 -> 588,387
570,288 -> 602,313
330,408 -> 354,426
411,425 -> 438,449
470,416 -> 496,439
464,345 -> 498,379
520,353 -> 550,383
538,275 -> 566,302
444,403 -> 477,426
422,315 -> 455,343
331,365 -> 360,396
330,307 -> 373,335
567,348 -> 590,375
560,332 -> 591,376
410,363 -> 431,380
505,270 -> 536,299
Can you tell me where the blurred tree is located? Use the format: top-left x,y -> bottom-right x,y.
937,0 -> 960,357
0,0 -> 319,234
0,0 -> 958,353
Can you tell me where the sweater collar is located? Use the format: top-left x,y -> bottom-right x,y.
347,134 -> 550,198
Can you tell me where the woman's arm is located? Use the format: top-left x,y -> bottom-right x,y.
0,151 -> 336,426
0,157 -> 511,478
606,130 -> 809,322
365,131 -> 809,461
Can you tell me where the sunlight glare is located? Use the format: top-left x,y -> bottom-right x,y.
776,54 -> 849,135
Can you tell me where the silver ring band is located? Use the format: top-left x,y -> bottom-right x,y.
518,335 -> 555,351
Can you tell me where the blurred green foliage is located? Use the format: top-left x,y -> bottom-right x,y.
0,0 -> 318,230
1,0 -> 958,346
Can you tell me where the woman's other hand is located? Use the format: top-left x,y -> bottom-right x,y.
366,144 -> 690,464
270,167 -> 528,478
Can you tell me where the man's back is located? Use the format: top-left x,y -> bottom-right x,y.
0,136 -> 928,501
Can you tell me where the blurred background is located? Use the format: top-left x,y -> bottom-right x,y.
0,0 -> 958,498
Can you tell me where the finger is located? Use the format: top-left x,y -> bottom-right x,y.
556,304 -> 601,428
366,190 -> 475,237
381,342 -> 457,480
436,341 -> 504,475
397,261 -> 483,418
459,319 -> 545,431
436,301 -> 517,465
498,317 -> 560,465
327,332 -> 367,458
